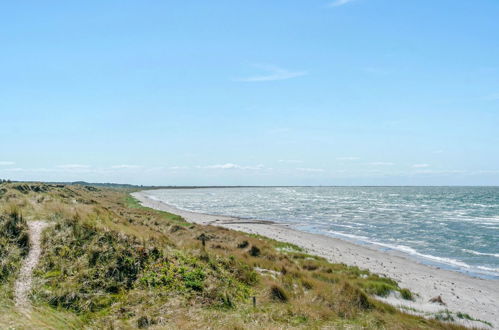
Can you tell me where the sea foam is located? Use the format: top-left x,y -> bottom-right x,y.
145,186 -> 499,279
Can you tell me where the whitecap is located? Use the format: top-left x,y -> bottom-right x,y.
462,249 -> 499,258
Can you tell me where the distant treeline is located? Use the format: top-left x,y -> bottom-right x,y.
0,179 -> 142,188
0,179 -> 294,189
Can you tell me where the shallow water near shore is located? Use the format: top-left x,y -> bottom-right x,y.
144,186 -> 499,279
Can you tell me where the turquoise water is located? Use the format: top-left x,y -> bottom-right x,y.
145,187 -> 499,279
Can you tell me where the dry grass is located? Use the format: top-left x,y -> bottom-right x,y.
0,182 -> 468,329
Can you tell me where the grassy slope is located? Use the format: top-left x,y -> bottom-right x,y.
0,183 -> 466,329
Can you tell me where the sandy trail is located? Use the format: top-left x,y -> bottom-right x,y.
14,220 -> 48,308
133,191 -> 499,329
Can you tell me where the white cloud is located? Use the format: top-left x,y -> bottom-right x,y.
168,166 -> 188,170
111,165 -> 141,169
0,167 -> 24,172
57,164 -> 91,169
412,164 -> 430,168
297,167 -> 325,173
470,170 -> 499,175
235,64 -> 307,82
412,169 -> 466,175
369,162 -> 394,166
278,159 -> 304,164
337,157 -> 360,161
329,0 -> 355,7
201,163 -> 265,170
2,167 -> 57,173
0,161 -> 15,166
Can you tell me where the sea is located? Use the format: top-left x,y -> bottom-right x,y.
143,187 -> 499,279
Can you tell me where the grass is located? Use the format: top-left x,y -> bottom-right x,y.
400,288 -> 414,300
0,181 -> 470,329
123,194 -> 144,209
456,312 -> 493,327
0,204 -> 29,283
270,284 -> 289,302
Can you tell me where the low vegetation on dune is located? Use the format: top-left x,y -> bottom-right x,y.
0,204 -> 29,287
0,182 -> 467,329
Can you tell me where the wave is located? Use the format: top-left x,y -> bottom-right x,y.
462,249 -> 499,258
324,230 -> 369,241
325,230 -> 499,277
331,224 -> 357,229
145,187 -> 499,279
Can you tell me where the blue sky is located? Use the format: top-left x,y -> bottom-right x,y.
1,0 -> 498,185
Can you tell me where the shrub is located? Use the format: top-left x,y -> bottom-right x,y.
270,285 -> 288,302
400,288 -> 413,300
182,268 -> 206,291
340,282 -> 372,311
249,246 -> 261,257
237,240 -> 249,249
137,316 -> 156,328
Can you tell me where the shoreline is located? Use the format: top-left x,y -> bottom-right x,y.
133,191 -> 499,328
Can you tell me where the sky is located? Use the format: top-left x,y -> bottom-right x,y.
1,0 -> 498,186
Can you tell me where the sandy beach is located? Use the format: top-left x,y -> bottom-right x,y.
133,191 -> 499,329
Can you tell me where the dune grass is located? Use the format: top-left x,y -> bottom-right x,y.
0,182 -> 468,329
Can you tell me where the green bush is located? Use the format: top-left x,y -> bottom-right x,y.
249,246 -> 261,257
400,288 -> 413,300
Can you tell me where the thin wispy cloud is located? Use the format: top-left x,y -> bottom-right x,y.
369,162 -> 394,166
297,167 -> 325,173
412,164 -> 430,168
337,157 -> 360,161
0,161 -> 15,166
471,170 -> 499,175
235,64 -> 308,82
412,169 -> 466,175
168,166 -> 189,170
202,163 -> 265,170
0,167 -> 24,172
111,165 -> 142,169
3,167 -> 71,173
56,164 -> 91,169
329,0 -> 355,7
278,159 -> 304,164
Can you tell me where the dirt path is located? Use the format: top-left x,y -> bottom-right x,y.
14,221 -> 48,308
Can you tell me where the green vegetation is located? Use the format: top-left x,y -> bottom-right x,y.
0,182 -> 468,329
0,204 -> 29,284
400,288 -> 414,300
357,275 -> 399,297
124,194 -> 145,209
456,312 -> 493,327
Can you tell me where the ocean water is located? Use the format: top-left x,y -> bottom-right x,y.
144,187 -> 499,279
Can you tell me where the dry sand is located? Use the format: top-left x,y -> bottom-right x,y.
133,191 -> 499,329
14,220 -> 48,308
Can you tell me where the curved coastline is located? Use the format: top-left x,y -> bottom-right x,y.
133,190 -> 499,328
141,191 -> 499,280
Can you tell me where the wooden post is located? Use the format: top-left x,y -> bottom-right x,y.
252,296 -> 256,308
